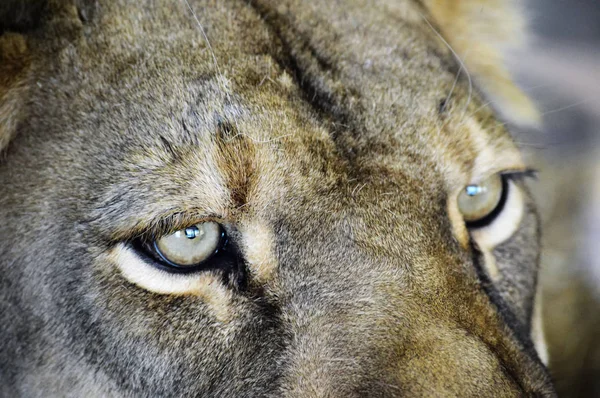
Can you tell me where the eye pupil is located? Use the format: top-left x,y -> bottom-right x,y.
185,226 -> 200,239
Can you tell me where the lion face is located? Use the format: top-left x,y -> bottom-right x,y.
0,0 -> 555,396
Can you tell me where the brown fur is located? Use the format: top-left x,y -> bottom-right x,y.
0,0 -> 555,396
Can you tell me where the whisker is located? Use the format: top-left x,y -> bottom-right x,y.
458,100 -> 491,126
419,12 -> 473,136
351,183 -> 368,198
224,132 -> 294,144
519,81 -> 562,92
492,95 -> 600,129
442,59 -> 462,115
513,141 -> 551,150
457,81 -> 569,128
540,97 -> 600,116
182,0 -> 222,76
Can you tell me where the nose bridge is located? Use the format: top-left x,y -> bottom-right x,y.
276,274 -> 396,397
273,225 -> 403,396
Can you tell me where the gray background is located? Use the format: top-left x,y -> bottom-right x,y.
515,1 -> 600,396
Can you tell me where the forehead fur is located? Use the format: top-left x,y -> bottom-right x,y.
2,0 -> 529,277
0,0 -> 531,165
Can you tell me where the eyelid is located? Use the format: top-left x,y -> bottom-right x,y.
470,168 -> 537,186
142,214 -> 221,241
110,211 -> 225,244
499,168 -> 538,181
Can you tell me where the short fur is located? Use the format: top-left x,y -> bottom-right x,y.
0,1 -> 555,396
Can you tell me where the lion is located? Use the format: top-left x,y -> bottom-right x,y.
0,0 -> 556,396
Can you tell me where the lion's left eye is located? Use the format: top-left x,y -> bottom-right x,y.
458,173 -> 507,227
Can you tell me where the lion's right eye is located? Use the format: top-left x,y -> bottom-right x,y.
134,222 -> 227,273
117,221 -> 243,294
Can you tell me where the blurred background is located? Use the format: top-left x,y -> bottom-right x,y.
512,1 -> 600,396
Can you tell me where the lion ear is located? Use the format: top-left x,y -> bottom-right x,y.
423,0 -> 540,127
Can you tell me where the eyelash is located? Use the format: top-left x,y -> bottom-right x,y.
501,169 -> 538,181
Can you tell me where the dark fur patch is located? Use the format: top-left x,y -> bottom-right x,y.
214,121 -> 257,208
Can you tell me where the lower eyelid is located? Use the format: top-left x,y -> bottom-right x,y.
107,244 -> 236,322
111,244 -> 204,294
